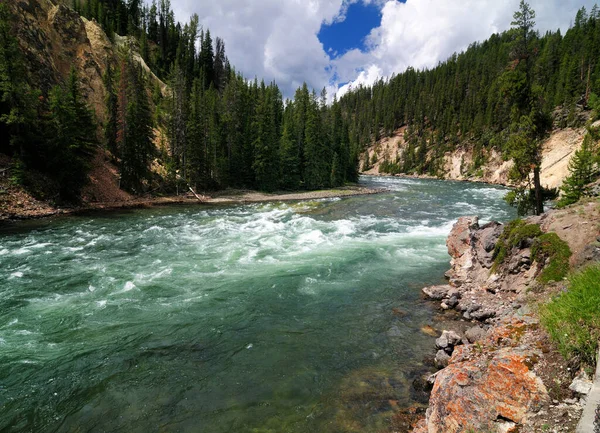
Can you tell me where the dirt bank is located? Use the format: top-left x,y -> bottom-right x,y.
363,126 -> 588,189
0,185 -> 384,223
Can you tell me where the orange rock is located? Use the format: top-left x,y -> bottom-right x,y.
422,347 -> 548,433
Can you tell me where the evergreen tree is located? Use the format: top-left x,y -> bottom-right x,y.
168,63 -> 187,184
103,61 -> 119,157
252,82 -> 280,191
503,1 -> 549,215
558,133 -> 598,207
0,3 -> 36,157
116,58 -> 154,193
199,30 -> 215,90
46,69 -> 97,201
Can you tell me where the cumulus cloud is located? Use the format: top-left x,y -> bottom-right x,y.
169,0 -> 599,98
334,0 -> 598,96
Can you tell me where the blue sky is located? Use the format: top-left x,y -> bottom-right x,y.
318,2 -> 383,59
170,0 -> 599,99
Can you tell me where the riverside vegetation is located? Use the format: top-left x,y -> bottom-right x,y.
2,0 -> 600,432
0,1 -> 599,212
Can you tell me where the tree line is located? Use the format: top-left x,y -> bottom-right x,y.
339,2 -> 600,214
3,0 -> 600,207
0,0 -> 359,202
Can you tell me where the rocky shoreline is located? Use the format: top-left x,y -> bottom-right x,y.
412,204 -> 600,433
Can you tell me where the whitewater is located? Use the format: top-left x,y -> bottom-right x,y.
0,176 -> 515,433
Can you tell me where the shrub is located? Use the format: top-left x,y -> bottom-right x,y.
540,265 -> 600,366
531,233 -> 572,284
492,220 -> 571,284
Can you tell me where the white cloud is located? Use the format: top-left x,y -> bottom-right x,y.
332,0 -> 598,96
169,0 -> 599,99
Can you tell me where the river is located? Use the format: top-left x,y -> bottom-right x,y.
0,176 -> 516,433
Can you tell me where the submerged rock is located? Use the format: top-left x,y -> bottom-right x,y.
421,325 -> 440,337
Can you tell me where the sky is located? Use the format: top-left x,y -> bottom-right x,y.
168,0 -> 599,99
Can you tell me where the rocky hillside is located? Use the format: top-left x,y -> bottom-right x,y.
0,0 -> 171,217
10,0 -> 111,122
413,200 -> 600,433
362,124 -> 589,190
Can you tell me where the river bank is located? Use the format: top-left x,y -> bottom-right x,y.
0,185 -> 383,223
412,199 -> 600,433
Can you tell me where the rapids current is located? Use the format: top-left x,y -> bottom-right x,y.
0,176 -> 515,432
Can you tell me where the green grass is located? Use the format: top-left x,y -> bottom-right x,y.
531,233 -> 572,284
540,265 -> 600,366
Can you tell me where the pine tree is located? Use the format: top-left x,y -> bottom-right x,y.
503,1 -> 549,216
116,58 -> 154,193
46,68 -> 97,202
252,82 -> 280,191
558,133 -> 598,207
103,61 -> 119,157
0,3 -> 36,157
168,63 -> 187,184
199,30 -> 215,90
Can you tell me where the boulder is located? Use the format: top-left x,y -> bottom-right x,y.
470,308 -> 496,322
474,221 -> 504,268
422,285 -> 451,300
447,216 -> 479,259
436,330 -> 463,350
422,348 -> 549,433
434,350 -> 451,369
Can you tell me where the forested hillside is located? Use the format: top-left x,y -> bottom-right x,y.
345,5 -> 600,179
0,0 -> 358,205
2,0 -> 600,209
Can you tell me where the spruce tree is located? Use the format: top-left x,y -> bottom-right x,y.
503,1 -> 549,216
117,58 -> 154,193
558,133 -> 598,207
103,61 -> 119,158
46,68 -> 97,202
0,3 -> 36,157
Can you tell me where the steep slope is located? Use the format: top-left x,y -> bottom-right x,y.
10,0 -> 111,120
362,125 -> 587,189
4,0 -> 168,208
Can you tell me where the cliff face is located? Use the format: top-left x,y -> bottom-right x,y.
9,0 -> 113,123
362,126 -> 587,189
2,0 -> 171,211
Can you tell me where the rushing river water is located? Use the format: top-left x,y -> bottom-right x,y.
0,177 -> 516,433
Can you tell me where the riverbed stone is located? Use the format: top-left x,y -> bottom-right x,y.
422,285 -> 451,300
436,330 -> 462,350
434,350 -> 451,369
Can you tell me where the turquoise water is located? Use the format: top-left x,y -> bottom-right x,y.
0,177 -> 515,433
